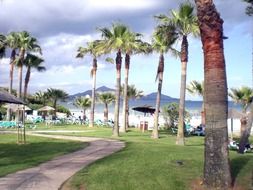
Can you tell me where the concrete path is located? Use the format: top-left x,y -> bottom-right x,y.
0,134 -> 125,190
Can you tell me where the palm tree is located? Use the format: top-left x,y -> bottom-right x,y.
16,31 -> 42,100
98,92 -> 115,122
97,23 -> 137,137
186,80 -> 205,125
74,96 -> 91,121
47,88 -> 68,116
35,91 -> 49,106
194,0 -> 232,188
156,2 -> 199,145
120,32 -> 147,133
125,84 -> 143,129
229,86 -> 253,153
242,0 -> 253,15
0,32 -> 20,120
0,34 -> 6,58
151,25 -> 178,139
23,54 -> 45,101
76,41 -> 103,128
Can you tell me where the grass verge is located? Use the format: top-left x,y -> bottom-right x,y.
43,126 -> 252,190
0,133 -> 87,177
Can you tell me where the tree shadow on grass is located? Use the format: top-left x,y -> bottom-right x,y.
231,155 -> 251,186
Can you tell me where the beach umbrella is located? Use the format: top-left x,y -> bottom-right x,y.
37,106 -> 55,112
132,105 -> 156,114
0,90 -> 25,104
3,104 -> 31,111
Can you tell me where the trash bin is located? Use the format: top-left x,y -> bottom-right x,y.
140,121 -> 148,131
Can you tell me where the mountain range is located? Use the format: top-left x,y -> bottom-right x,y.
68,85 -> 186,102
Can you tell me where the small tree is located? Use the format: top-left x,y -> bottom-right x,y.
98,92 -> 115,122
47,88 -> 68,116
162,102 -> 191,129
74,97 -> 91,122
229,86 -> 253,153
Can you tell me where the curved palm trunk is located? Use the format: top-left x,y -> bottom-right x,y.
195,0 -> 232,188
152,53 -> 164,139
121,53 -> 130,133
104,103 -> 108,122
7,49 -> 16,121
113,49 -> 122,137
238,107 -> 252,154
176,35 -> 188,145
89,58 -> 97,128
23,66 -> 31,102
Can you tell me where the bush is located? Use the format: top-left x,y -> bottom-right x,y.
162,103 -> 191,128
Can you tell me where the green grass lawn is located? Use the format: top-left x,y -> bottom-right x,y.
2,125 -> 252,190
0,133 -> 87,177
31,125 -> 253,190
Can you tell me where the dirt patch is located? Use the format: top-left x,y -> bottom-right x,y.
190,178 -> 247,190
190,178 -> 205,190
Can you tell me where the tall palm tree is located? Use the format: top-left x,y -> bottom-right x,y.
97,23 -> 136,137
156,2 -> 199,145
194,0 -> 231,188
151,24 -> 179,139
74,96 -> 91,121
47,88 -> 68,116
16,31 -> 42,100
76,41 -> 103,128
229,86 -> 253,153
98,92 -> 115,122
186,80 -> 205,125
120,32 -> 147,133
0,32 -> 20,120
23,54 -> 45,101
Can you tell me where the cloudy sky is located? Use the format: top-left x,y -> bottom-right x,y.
0,0 -> 252,100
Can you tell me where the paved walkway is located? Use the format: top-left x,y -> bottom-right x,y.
0,134 -> 125,190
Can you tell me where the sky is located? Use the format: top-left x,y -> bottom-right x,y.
0,0 -> 252,100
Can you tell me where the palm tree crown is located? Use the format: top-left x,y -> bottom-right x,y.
74,96 -> 91,111
187,80 -> 204,97
47,88 -> 68,115
98,92 -> 115,105
229,86 -> 253,113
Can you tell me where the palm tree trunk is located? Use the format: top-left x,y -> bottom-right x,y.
195,0 -> 232,188
176,35 -> 188,146
121,53 -> 130,133
201,103 -> 206,126
17,48 -> 25,99
104,103 -> 108,122
89,58 -> 97,128
7,49 -> 16,121
126,100 -> 129,130
113,50 -> 122,137
53,99 -> 57,116
152,53 -> 164,139
23,66 -> 31,102
238,109 -> 251,154
238,116 -> 248,153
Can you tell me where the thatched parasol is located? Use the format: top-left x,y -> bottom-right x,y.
0,90 -> 25,104
132,105 -> 156,114
37,106 -> 55,112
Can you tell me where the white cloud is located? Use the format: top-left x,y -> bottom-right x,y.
87,0 -> 157,10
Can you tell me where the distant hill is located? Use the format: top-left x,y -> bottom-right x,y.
142,92 -> 179,102
68,86 -> 114,100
